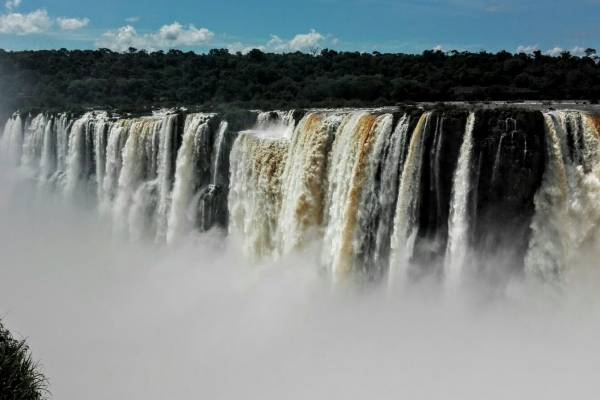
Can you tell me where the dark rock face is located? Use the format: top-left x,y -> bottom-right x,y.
469,109 -> 545,281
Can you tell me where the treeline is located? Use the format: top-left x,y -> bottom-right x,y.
1,47 -> 600,114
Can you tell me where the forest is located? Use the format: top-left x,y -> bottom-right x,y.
1,47 -> 599,116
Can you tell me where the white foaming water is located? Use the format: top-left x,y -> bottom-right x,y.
228,131 -> 289,260
445,112 -> 476,289
39,116 -> 56,182
372,115 -> 412,269
351,114 -> 394,273
101,120 -> 130,214
526,111 -> 600,283
321,112 -> 388,281
55,113 -> 71,176
20,114 -> 48,175
113,120 -> 151,235
167,113 -> 213,244
93,117 -> 110,201
0,114 -> 24,165
389,112 -> 432,287
277,112 -> 342,256
211,121 -> 228,184
65,113 -> 92,197
155,114 -> 178,242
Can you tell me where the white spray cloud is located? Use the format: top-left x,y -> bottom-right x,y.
96,22 -> 214,52
2,154 -> 600,400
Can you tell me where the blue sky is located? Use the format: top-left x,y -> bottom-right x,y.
0,0 -> 599,54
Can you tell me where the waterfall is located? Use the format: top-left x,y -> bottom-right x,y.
368,114 -> 413,276
65,113 -> 92,197
101,120 -> 130,214
20,114 -> 47,174
321,112 -> 387,282
1,115 -> 24,166
277,112 -> 341,255
444,112 -> 476,289
93,117 -> 110,201
389,112 -> 431,287
166,113 -> 214,244
5,105 -> 600,288
525,111 -> 600,282
352,113 -> 395,279
111,117 -> 165,238
228,131 -> 289,259
155,114 -> 178,242
39,116 -> 57,183
113,119 -> 151,235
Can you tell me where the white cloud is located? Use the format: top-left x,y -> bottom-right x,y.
516,44 -> 539,54
0,9 -> 52,35
433,44 -> 444,52
96,23 -> 214,52
0,8 -> 90,35
229,29 -> 336,54
569,46 -> 588,57
288,29 -> 325,51
57,17 -> 89,31
545,46 -> 590,57
227,41 -> 265,54
545,47 -> 564,57
4,0 -> 21,11
125,16 -> 140,23
517,44 -> 596,58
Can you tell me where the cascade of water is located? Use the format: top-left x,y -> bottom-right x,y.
444,112 -> 476,288
212,121 -> 228,185
113,118 -> 163,237
351,113 -> 395,279
101,120 -> 131,213
155,114 -> 178,242
0,115 -> 24,166
53,113 -> 71,179
371,115 -> 413,274
39,116 -> 56,182
167,113 -> 214,244
256,110 -> 296,138
321,112 -> 387,282
20,114 -> 48,174
93,117 -> 110,200
228,131 -> 289,259
526,111 -> 600,282
276,112 -> 341,256
65,113 -> 93,197
389,112 -> 432,287
352,114 -> 413,279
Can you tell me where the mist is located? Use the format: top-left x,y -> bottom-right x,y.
1,160 -> 600,400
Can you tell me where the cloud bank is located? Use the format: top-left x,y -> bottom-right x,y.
0,8 -> 89,35
228,29 -> 337,54
96,23 -> 214,52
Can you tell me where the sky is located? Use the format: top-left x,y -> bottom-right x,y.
0,0 -> 598,54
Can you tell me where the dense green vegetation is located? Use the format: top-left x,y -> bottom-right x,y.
0,320 -> 47,400
1,47 -> 600,115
